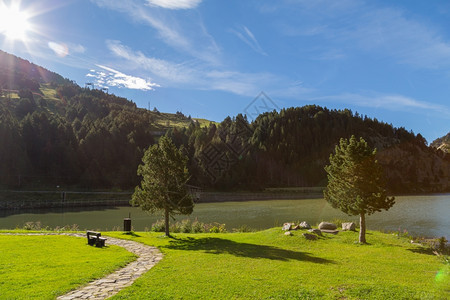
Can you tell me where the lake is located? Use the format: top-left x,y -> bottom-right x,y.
0,194 -> 448,239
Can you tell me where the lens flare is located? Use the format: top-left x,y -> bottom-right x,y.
0,2 -> 31,41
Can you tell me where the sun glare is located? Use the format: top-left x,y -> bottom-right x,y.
0,3 -> 31,41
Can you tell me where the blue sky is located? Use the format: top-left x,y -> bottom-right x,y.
1,0 -> 449,142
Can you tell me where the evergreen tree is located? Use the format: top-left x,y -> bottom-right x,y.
324,135 -> 395,243
131,136 -> 193,236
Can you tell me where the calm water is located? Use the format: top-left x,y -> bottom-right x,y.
0,194 -> 448,239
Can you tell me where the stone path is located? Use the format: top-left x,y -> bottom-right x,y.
1,233 -> 163,300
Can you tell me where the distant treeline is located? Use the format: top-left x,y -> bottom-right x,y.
1,50 -> 449,193
168,106 -> 449,193
0,86 -> 157,189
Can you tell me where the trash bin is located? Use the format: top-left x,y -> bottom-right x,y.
123,218 -> 131,232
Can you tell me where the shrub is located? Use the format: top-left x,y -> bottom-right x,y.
22,221 -> 45,231
425,236 -> 449,255
192,220 -> 206,233
233,225 -> 255,233
209,223 -> 227,233
150,219 -> 227,234
180,219 -> 192,233
396,228 -> 411,239
151,220 -> 165,232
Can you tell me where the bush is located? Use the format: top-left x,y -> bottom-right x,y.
20,222 -> 79,231
151,220 -> 166,232
233,225 -> 255,233
150,219 -> 227,234
209,223 -> 227,233
180,219 -> 193,233
192,220 -> 206,233
22,221 -> 46,231
424,236 -> 449,255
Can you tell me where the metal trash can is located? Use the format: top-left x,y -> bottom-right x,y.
123,218 -> 131,232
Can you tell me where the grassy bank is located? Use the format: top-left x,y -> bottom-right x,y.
106,228 -> 448,299
0,234 -> 136,299
0,228 -> 448,299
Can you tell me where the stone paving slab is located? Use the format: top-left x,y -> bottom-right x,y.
1,232 -> 162,300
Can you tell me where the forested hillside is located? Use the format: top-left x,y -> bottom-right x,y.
0,51 -> 198,189
431,132 -> 450,153
168,108 -> 449,193
1,51 -> 449,193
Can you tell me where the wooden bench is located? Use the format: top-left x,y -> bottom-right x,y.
86,231 -> 107,247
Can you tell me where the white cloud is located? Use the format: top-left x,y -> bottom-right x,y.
106,40 -> 194,83
92,0 -> 220,64
105,40 -> 310,97
146,0 -> 202,10
230,25 -> 267,56
314,93 -> 450,116
70,43 -> 86,54
48,41 -> 86,57
48,41 -> 69,57
86,64 -> 160,91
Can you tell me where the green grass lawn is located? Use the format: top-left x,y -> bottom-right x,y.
105,228 -> 449,299
0,234 -> 136,299
0,229 -> 447,299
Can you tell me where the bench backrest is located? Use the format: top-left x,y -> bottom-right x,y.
86,231 -> 101,238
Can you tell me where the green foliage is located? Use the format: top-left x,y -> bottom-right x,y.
232,224 -> 256,232
151,219 -> 166,232
324,136 -> 395,243
324,136 -> 395,216
131,136 -> 193,236
209,223 -> 227,233
1,50 -> 448,193
150,219 -> 227,234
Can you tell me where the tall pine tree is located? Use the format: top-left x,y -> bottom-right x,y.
131,136 -> 193,237
324,135 -> 395,243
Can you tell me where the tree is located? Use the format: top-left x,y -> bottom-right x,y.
131,136 -> 193,236
324,135 -> 395,243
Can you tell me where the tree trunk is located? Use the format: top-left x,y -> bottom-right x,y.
359,212 -> 366,244
164,207 -> 170,237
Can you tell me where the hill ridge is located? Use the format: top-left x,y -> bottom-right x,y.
1,50 -> 449,192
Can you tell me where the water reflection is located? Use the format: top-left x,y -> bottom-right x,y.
0,194 -> 448,239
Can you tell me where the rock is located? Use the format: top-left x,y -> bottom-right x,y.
318,222 -> 337,230
284,231 -> 292,236
342,222 -> 356,231
282,223 -> 292,231
291,225 -> 300,230
299,221 -> 311,229
308,228 -> 322,236
302,233 -> 318,240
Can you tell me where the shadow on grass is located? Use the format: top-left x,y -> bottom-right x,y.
122,231 -> 142,237
164,237 -> 334,264
406,247 -> 435,256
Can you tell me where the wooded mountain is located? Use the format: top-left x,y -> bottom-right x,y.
431,132 -> 450,153
1,51 -> 449,193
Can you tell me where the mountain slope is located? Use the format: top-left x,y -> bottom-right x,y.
0,51 -> 209,189
431,132 -> 450,153
172,107 -> 449,193
0,50 -> 448,193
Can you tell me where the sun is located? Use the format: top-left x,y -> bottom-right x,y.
0,2 -> 31,41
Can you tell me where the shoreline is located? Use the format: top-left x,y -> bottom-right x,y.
1,190 -> 449,209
